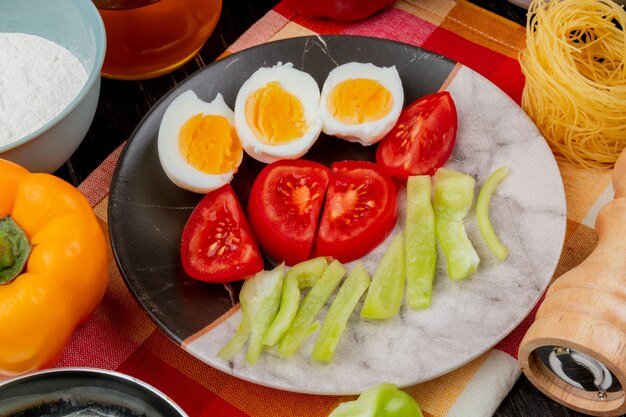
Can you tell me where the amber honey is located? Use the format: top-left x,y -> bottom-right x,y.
97,0 -> 221,80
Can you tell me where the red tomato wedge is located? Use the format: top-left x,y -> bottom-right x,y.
314,161 -> 397,263
376,91 -> 457,179
247,160 -> 331,265
181,184 -> 263,283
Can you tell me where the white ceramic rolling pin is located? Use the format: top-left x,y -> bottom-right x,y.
518,150 -> 626,416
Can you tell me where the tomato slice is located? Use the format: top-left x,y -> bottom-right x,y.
376,91 -> 457,179
247,160 -> 331,265
314,161 -> 397,263
181,184 -> 263,283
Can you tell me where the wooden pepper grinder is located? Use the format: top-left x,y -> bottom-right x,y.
519,150 -> 626,416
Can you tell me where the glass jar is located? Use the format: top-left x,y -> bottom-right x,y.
95,0 -> 221,80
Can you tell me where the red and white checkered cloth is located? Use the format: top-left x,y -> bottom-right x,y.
57,1 -> 613,416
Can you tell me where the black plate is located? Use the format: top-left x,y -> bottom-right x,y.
109,35 -> 455,344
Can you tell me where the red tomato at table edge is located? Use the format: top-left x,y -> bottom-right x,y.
181,184 -> 264,283
376,91 -> 458,179
314,160 -> 397,263
282,0 -> 396,21
247,159 -> 331,266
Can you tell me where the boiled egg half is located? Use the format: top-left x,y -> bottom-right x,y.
158,90 -> 243,193
234,63 -> 322,164
319,62 -> 404,146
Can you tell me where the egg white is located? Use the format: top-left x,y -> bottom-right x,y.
319,62 -> 404,146
234,62 -> 323,164
158,90 -> 241,193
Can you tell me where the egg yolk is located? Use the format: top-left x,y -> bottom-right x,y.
327,78 -> 393,124
245,81 -> 308,144
178,113 -> 242,174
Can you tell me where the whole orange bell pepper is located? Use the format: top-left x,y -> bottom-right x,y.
0,159 -> 108,377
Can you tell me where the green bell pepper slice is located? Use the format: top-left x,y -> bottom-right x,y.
328,383 -> 423,417
278,259 -> 346,358
263,257 -> 329,347
405,176 -> 436,309
218,263 -> 284,364
433,168 -> 479,281
477,166 -> 509,261
361,233 -> 405,320
312,262 -> 370,363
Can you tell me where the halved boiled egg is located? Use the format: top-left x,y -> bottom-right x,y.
158,90 -> 243,193
319,62 -> 404,146
234,63 -> 322,164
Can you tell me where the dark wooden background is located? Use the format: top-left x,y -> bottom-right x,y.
54,1 -> 617,416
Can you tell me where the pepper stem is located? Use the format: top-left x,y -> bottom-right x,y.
0,216 -> 31,285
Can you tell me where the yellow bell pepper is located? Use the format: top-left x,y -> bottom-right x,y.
0,159 -> 108,377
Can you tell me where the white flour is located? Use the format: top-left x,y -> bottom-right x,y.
0,33 -> 88,147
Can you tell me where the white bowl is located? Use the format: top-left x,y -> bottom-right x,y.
0,0 -> 106,173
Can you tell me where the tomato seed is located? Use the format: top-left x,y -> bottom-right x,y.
207,241 -> 219,256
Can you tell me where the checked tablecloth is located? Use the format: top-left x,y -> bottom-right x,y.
57,1 -> 613,416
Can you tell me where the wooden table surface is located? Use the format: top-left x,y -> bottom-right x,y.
54,1 -> 609,416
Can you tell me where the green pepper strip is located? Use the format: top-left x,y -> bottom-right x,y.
433,168 -> 479,281
262,257 -> 329,347
312,262 -> 370,363
0,216 -> 31,285
328,383 -> 423,417
405,176 -> 436,309
361,233 -> 405,320
278,260 -> 346,358
217,313 -> 251,362
476,166 -> 509,261
218,264 -> 284,364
